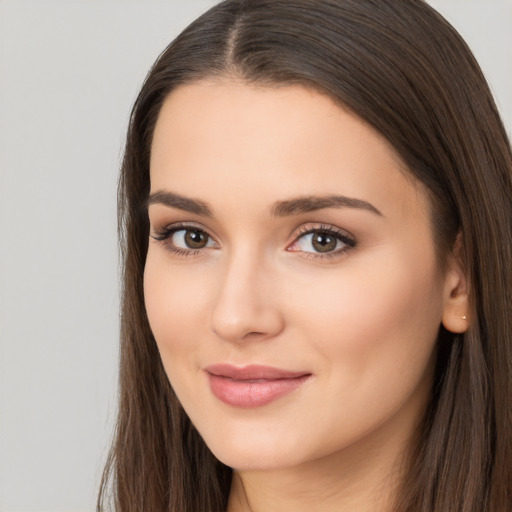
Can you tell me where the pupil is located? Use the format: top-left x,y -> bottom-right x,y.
312,232 -> 337,253
185,230 -> 207,249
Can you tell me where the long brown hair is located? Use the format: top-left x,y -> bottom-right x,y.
98,1 -> 512,510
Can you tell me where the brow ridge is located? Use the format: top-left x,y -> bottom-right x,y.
146,190 -> 213,216
271,195 -> 382,217
146,190 -> 382,218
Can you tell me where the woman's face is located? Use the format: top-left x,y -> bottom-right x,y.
145,81 -> 461,472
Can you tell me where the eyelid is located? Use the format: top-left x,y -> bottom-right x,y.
150,220 -> 356,260
287,223 -> 356,258
150,221 -> 219,256
151,221 -> 215,240
289,223 -> 355,242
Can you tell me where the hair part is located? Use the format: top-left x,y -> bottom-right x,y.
98,1 -> 512,511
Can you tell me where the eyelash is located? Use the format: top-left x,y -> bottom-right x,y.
289,224 -> 356,260
150,222 -> 210,258
150,222 -> 356,260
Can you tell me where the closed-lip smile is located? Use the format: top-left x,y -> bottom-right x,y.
204,364 -> 312,407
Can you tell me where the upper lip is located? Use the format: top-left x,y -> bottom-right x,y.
204,364 -> 311,381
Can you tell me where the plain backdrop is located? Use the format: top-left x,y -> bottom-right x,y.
0,1 -> 510,511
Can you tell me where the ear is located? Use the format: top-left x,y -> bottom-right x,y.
441,235 -> 470,333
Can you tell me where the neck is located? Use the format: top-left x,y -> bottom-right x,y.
228,467 -> 399,512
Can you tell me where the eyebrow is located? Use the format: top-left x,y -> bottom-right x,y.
146,190 -> 382,217
146,190 -> 213,216
271,195 -> 383,217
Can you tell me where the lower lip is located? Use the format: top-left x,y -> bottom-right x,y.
207,373 -> 310,408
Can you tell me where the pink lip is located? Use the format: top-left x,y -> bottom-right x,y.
204,364 -> 312,408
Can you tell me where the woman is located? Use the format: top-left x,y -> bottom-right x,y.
98,1 -> 512,511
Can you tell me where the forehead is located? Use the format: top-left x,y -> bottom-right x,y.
149,80 -> 428,222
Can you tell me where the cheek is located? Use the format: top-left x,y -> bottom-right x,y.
287,252 -> 443,383
143,251 -> 211,362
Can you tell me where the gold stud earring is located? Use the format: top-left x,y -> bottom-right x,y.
461,314 -> 467,320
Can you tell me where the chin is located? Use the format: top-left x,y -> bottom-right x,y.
211,447 -> 299,472
200,426 -> 306,471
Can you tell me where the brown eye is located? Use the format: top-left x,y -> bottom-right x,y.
151,225 -> 217,255
288,226 -> 356,257
184,229 -> 209,249
311,232 -> 338,253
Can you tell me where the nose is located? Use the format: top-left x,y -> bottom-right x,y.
209,250 -> 285,343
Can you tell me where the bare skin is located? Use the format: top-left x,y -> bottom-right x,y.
145,80 -> 469,511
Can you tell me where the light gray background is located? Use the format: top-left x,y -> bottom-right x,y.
0,1 -> 510,511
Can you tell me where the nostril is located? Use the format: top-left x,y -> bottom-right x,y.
209,263 -> 285,342
210,308 -> 285,343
